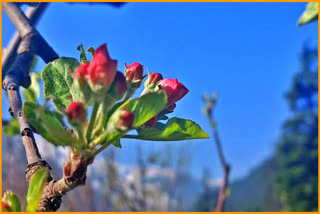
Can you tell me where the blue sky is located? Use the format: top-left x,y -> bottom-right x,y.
2,2 -> 318,181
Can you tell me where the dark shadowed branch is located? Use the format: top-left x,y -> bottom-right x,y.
2,3 -> 49,79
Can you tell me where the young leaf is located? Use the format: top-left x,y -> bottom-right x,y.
42,57 -> 81,112
118,90 -> 167,127
112,139 -> 122,148
23,72 -> 41,103
23,101 -> 83,149
125,117 -> 209,141
77,44 -> 89,63
298,2 -> 318,26
26,168 -> 48,212
3,119 -> 20,136
2,191 -> 21,212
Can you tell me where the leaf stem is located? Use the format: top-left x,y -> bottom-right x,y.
91,140 -> 113,157
123,87 -> 136,102
91,101 -> 113,138
89,128 -> 110,149
86,102 -> 99,143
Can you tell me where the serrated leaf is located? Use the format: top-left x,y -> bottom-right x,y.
125,117 -> 209,141
23,101 -> 83,149
2,191 -> 21,212
42,57 -> 81,113
23,72 -> 41,103
3,119 -> 20,136
26,168 -> 48,212
298,2 -> 318,26
118,90 -> 167,127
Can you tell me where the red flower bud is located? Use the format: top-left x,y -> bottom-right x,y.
2,202 -> 11,212
116,110 -> 134,130
66,102 -> 86,123
109,71 -> 127,100
145,72 -> 163,88
75,63 -> 89,83
159,78 -> 189,107
165,103 -> 176,113
145,115 -> 158,127
125,62 -> 144,83
87,44 -> 117,89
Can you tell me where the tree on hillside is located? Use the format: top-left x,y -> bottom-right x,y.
276,44 -> 318,211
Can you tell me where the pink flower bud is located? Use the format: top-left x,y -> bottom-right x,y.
109,71 -> 127,100
66,102 -> 86,123
159,78 -> 189,107
75,63 -> 89,83
145,72 -> 163,88
145,115 -> 158,127
116,110 -> 134,130
87,44 -> 117,89
125,62 -> 144,83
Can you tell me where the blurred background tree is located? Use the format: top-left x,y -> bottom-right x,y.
276,43 -> 318,212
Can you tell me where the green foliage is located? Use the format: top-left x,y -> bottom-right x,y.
3,119 -> 20,136
42,57 -> 81,112
276,45 -> 318,211
298,2 -> 318,26
129,117 -> 209,141
26,168 -> 48,212
23,101 -> 83,149
2,191 -> 21,212
25,44 -> 208,158
23,72 -> 41,103
119,91 -> 167,127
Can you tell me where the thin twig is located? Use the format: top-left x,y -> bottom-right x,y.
204,95 -> 230,212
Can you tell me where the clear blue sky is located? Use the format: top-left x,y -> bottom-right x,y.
2,3 -> 318,181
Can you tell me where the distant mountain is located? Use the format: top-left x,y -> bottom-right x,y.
194,156 -> 283,211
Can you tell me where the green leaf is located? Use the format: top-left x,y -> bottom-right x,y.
3,119 -> 20,136
26,168 -> 48,212
125,117 -> 209,141
119,90 -> 167,127
298,2 -> 318,26
42,57 -> 81,112
112,139 -> 122,148
2,191 -> 21,212
23,101 -> 83,149
23,72 -> 41,103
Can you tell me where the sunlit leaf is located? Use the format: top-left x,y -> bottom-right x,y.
118,90 -> 167,127
298,2 -> 318,26
26,168 -> 48,212
124,117 -> 209,141
42,57 -> 81,113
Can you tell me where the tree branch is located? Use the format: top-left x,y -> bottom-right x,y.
2,3 -> 49,79
203,94 -> 231,212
